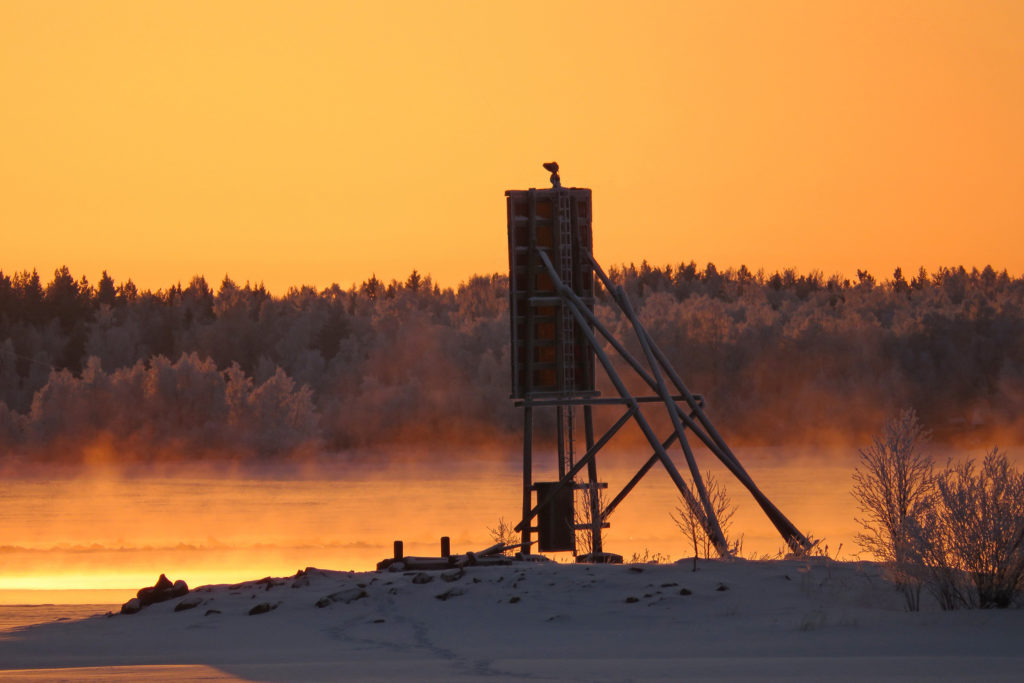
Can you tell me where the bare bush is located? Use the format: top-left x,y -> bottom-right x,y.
935,449 -> 1024,608
672,470 -> 738,566
805,537 -> 842,561
574,486 -> 606,556
852,409 -> 934,563
628,549 -> 671,564
905,503 -> 968,610
487,517 -> 519,556
851,408 -> 934,609
853,411 -> 1024,610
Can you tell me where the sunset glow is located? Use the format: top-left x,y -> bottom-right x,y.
3,1 -> 1023,292
3,0 -> 1024,605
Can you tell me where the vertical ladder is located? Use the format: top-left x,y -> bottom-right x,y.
557,191 -> 575,394
557,192 -> 576,470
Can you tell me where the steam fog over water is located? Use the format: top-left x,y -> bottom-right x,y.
4,444 -> 1017,603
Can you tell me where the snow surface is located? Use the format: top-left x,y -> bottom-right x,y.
0,559 -> 1021,682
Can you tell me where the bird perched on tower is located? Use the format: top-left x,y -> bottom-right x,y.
543,161 -> 561,189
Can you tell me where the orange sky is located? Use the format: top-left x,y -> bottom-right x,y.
2,1 -> 1022,294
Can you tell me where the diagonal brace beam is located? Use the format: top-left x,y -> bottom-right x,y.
536,251 -> 718,550
585,250 -> 813,554
514,406 -> 634,533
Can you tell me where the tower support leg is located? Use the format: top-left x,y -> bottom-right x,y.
584,405 -> 602,554
521,405 -> 533,554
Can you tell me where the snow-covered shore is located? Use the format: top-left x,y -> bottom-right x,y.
1,559 -> 1021,682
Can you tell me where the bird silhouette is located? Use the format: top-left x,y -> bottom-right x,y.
543,161 -> 561,188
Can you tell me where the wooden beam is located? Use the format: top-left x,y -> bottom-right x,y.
514,406 -> 634,533
536,250 -> 712,543
584,404 -> 602,554
617,286 -> 729,556
516,394 -> 702,407
585,251 -> 812,554
520,405 -> 533,554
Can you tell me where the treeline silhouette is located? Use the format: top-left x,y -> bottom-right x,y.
0,263 -> 1021,462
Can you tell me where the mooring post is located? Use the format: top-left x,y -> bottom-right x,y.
393,540 -> 404,561
440,536 -> 451,558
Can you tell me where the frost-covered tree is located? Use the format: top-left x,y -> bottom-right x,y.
935,450 -> 1024,608
852,409 -> 935,609
2,263 -> 1024,461
852,409 -> 935,564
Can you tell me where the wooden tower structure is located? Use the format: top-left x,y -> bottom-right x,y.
506,164 -> 812,560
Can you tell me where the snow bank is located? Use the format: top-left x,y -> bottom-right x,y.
0,559 -> 1021,681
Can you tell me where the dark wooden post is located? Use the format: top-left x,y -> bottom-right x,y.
556,405 -> 567,478
521,405 -> 533,554
393,540 -> 404,561
584,404 -> 602,554
440,536 -> 451,558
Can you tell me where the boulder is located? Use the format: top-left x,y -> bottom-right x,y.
132,574 -> 190,609
249,602 -> 277,615
434,588 -> 464,601
174,597 -> 203,612
120,598 -> 142,615
327,588 -> 367,605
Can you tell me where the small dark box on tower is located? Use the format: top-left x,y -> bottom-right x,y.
535,481 -> 575,552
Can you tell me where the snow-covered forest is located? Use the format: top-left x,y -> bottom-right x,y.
0,263 -> 1021,462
